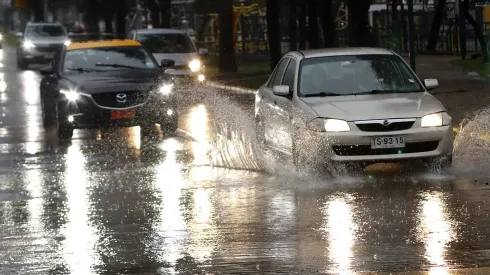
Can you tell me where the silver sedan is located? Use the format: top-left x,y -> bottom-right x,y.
255,48 -> 453,170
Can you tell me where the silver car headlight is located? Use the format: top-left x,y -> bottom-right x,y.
60,89 -> 79,101
308,118 -> 350,132
421,112 -> 451,128
188,59 -> 201,72
159,83 -> 173,95
23,40 -> 35,50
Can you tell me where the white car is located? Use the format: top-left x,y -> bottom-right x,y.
255,48 -> 453,170
127,28 -> 208,84
16,22 -> 70,70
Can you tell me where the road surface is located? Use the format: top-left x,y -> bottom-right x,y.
1,48 -> 490,274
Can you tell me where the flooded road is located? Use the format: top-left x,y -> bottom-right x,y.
2,47 -> 490,274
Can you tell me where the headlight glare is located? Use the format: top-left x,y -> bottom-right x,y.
421,112 -> 450,127
60,89 -> 79,101
159,84 -> 173,95
188,59 -> 201,72
325,119 -> 350,132
307,118 -> 350,132
23,40 -> 35,49
64,40 -> 71,46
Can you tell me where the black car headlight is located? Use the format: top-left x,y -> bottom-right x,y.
60,89 -> 80,101
159,83 -> 173,95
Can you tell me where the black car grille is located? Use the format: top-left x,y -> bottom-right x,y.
332,141 -> 439,156
35,45 -> 63,52
91,91 -> 149,108
356,121 -> 415,132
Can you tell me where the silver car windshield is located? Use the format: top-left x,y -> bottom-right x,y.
298,54 -> 423,97
136,33 -> 196,54
25,25 -> 66,37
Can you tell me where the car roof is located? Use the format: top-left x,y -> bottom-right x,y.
295,47 -> 395,58
133,28 -> 187,35
66,39 -> 142,51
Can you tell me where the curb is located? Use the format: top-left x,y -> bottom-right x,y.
206,81 -> 256,94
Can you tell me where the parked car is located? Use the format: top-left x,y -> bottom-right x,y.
255,48 -> 453,171
40,39 -> 178,139
16,22 -> 70,70
127,28 -> 208,85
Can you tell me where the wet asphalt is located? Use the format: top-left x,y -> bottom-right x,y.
2,47 -> 490,275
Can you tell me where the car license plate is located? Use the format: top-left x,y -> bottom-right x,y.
371,136 -> 405,149
110,109 -> 136,120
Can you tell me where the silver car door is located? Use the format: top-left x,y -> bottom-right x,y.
273,58 -> 297,153
262,58 -> 290,150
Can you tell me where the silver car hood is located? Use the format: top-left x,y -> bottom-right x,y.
300,92 -> 445,121
152,53 -> 199,66
26,36 -> 68,45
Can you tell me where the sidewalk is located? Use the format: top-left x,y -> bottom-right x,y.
215,55 -> 490,125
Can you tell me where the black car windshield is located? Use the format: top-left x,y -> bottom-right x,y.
25,25 -> 66,37
298,54 -> 423,97
136,33 -> 196,53
62,46 -> 158,73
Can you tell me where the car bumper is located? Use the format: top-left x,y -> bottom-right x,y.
60,94 -> 178,129
304,124 -> 453,163
166,70 -> 206,86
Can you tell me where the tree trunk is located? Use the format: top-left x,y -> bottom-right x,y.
321,0 -> 337,47
104,16 -> 113,34
116,0 -> 126,37
28,0 -> 44,21
86,0 -> 99,34
160,0 -> 172,28
289,3 -> 298,51
463,0 -> 489,62
346,0 -> 373,47
307,0 -> 319,49
427,0 -> 446,51
218,0 -> 237,73
266,0 -> 282,71
298,1 -> 306,50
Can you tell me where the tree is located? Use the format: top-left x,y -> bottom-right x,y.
427,0 -> 447,51
288,0 -> 298,51
28,0 -> 44,21
266,0 -> 282,71
463,0 -> 489,62
159,0 -> 171,28
320,0 -> 337,47
86,0 -> 100,34
218,0 -> 237,73
116,0 -> 127,36
346,0 -> 373,46
298,1 -> 306,50
308,0 -> 319,49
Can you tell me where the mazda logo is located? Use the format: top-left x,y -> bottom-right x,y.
383,120 -> 389,126
116,93 -> 127,103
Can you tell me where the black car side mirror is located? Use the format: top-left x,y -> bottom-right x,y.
160,59 -> 175,68
40,67 -> 54,76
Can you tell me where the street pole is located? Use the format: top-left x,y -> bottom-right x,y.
457,0 -> 466,60
407,0 -> 416,72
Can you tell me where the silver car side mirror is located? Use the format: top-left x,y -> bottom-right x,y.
198,48 -> 209,55
424,78 -> 439,91
272,85 -> 290,96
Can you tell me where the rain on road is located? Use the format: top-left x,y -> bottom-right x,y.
2,47 -> 490,274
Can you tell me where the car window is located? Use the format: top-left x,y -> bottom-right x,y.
281,59 -> 296,89
62,46 -> 158,73
135,33 -> 196,53
268,58 -> 290,88
25,25 -> 65,37
298,54 -> 423,97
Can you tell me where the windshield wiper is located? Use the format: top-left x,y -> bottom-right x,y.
95,63 -> 138,69
66,67 -> 96,73
345,89 -> 422,95
302,92 -> 342,97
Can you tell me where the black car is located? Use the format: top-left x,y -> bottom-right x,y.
40,39 -> 178,139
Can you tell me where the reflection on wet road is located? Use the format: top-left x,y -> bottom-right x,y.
2,48 -> 490,274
